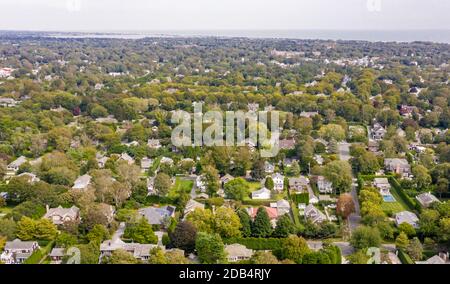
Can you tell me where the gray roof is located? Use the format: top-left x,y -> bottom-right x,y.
138,206 -> 176,225
4,239 -> 38,251
7,156 -> 27,168
49,248 -> 66,257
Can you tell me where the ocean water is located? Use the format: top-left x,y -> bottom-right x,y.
48,29 -> 450,44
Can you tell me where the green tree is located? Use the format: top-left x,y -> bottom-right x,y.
237,209 -> 252,237
16,217 -> 36,241
86,224 -> 110,243
195,232 -> 226,264
124,218 -> 158,244
224,178 -> 250,201
323,160 -> 352,193
186,208 -> 214,233
169,221 -> 197,253
265,177 -> 274,190
406,237 -> 423,261
250,251 -> 279,264
107,249 -> 141,264
0,218 -> 17,240
279,235 -> 311,264
395,232 -> 410,250
34,218 -> 58,240
213,207 -> 242,238
154,172 -> 172,196
273,214 -> 296,237
252,207 -> 273,237
350,226 -> 381,250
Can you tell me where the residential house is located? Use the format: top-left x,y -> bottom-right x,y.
300,111 -> 319,118
368,140 -> 380,153
225,244 -> 253,263
270,199 -> 291,216
147,178 -> 156,196
220,174 -> 234,186
0,97 -> 20,107
6,156 -> 27,177
371,123 -> 386,141
44,205 -> 80,225
400,105 -> 415,117
96,154 -> 108,168
308,186 -> 319,204
288,176 -> 309,192
183,199 -> 205,218
416,253 -> 449,264
0,239 -> 40,264
304,204 -> 327,224
119,153 -> 135,165
147,139 -> 162,149
247,206 -> 278,226
416,192 -> 440,208
279,138 -> 296,150
271,173 -> 284,192
72,174 -> 92,191
313,154 -> 324,165
16,172 -> 40,183
317,176 -> 333,194
374,178 -> 391,195
49,248 -> 66,264
100,238 -> 160,262
251,187 -> 271,200
395,211 -> 419,228
196,175 -> 206,192
138,206 -> 176,226
140,157 -> 153,173
384,158 -> 411,177
264,161 -> 275,174
160,157 -> 174,166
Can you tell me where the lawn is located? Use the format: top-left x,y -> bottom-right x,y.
381,201 -> 405,214
247,181 -> 262,192
168,177 -> 193,199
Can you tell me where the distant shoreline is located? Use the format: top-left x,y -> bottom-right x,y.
1,29 -> 450,44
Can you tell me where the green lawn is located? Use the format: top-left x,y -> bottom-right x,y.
247,181 -> 262,191
389,183 -> 414,212
168,177 -> 193,199
381,201 -> 405,214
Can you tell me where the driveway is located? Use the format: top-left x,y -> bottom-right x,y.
338,142 -> 351,162
112,222 -> 126,240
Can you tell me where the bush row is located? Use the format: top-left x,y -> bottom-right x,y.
223,237 -> 283,250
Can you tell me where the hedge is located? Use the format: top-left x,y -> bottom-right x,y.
388,177 -> 420,212
241,199 -> 276,206
223,237 -> 283,250
397,249 -> 414,264
24,241 -> 55,264
291,193 -> 309,205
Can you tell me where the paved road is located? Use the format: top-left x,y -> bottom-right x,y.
338,142 -> 351,162
112,222 -> 126,240
338,142 -> 362,232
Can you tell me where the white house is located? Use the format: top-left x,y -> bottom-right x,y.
44,205 -> 80,225
72,174 -> 92,191
416,192 -> 440,208
271,173 -> 284,192
251,187 -> 271,200
317,176 -> 332,194
140,157 -> 153,173
395,211 -> 419,228
304,204 -> 327,224
225,244 -> 253,263
264,161 -> 275,174
6,156 -> 27,177
374,178 -> 391,195
147,139 -> 162,149
0,239 -> 39,264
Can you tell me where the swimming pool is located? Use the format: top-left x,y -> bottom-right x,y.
383,195 -> 396,202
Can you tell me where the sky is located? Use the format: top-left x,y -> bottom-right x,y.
0,0 -> 449,32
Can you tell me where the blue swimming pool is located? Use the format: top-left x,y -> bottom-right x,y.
383,195 -> 396,202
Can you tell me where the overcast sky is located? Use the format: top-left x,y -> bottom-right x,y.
0,0 -> 449,31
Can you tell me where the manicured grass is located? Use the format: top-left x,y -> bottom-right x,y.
389,183 -> 414,212
381,201 -> 405,214
290,201 -> 301,226
168,177 -> 193,199
247,181 -> 262,192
